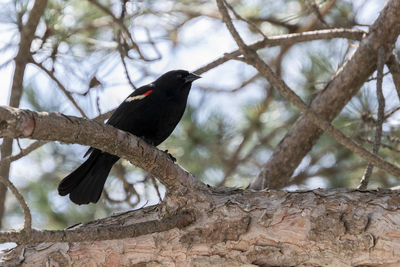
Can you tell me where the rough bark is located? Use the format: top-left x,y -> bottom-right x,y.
2,188 -> 400,266
0,106 -> 206,199
2,106 -> 400,266
249,0 -> 400,189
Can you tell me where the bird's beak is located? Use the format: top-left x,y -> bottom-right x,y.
185,73 -> 201,83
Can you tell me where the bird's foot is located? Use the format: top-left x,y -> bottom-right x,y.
163,150 -> 176,162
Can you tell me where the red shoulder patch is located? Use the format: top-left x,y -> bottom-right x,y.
125,89 -> 154,102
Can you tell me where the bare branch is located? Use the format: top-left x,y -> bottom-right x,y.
0,106 -> 207,194
224,1 -> 267,38
0,109 -> 114,165
247,0 -> 400,189
86,0 -> 155,61
0,140 -> 47,165
118,43 -> 137,90
308,0 -> 330,27
30,60 -> 87,118
199,73 -> 260,93
358,46 -> 386,189
358,136 -> 400,153
387,54 -> 400,102
10,0 -> 48,107
4,188 -> 400,265
217,0 -> 400,183
0,176 -> 31,234
0,212 -> 193,244
0,0 -> 48,229
194,28 -> 364,75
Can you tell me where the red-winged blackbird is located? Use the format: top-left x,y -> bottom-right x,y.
58,70 -> 201,205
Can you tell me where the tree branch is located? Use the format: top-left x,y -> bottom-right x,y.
0,140 -> 47,165
3,188 -> 400,265
0,0 -> 48,228
86,0 -> 154,61
216,0 -> 400,184
358,46 -> 386,189
30,60 -> 87,118
1,109 -> 114,166
0,212 -> 193,244
387,54 -> 400,102
0,106 -> 206,194
247,0 -> 400,189
10,0 -> 48,107
0,176 -> 31,234
194,28 -> 364,74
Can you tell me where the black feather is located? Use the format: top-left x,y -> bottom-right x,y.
58,70 -> 200,205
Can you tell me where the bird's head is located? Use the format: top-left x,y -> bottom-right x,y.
154,70 -> 201,94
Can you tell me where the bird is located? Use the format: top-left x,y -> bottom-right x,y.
58,70 -> 201,205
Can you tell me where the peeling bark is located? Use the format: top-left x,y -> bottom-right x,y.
2,189 -> 400,266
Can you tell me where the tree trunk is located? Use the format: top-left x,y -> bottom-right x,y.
3,188 -> 400,266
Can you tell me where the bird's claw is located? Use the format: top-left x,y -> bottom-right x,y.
164,150 -> 176,162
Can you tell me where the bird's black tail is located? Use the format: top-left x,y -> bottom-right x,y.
58,149 -> 119,205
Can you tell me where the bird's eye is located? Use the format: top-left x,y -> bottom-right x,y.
176,73 -> 183,78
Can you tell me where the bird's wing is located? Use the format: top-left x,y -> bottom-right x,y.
106,84 -> 155,127
83,84 -> 155,158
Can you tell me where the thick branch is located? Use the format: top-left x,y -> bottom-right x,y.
217,0 -> 400,183
10,0 -> 48,106
0,213 -> 193,244
3,189 -> 400,266
249,0 -> 400,189
0,106 -> 206,194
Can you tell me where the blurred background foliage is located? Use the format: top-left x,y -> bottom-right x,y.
1,0 -> 399,230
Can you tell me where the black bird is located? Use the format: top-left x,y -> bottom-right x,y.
58,70 -> 201,205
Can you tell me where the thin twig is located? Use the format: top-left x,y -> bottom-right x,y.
119,43 -> 137,90
86,0 -> 152,61
0,176 -> 31,234
16,138 -> 23,153
358,46 -> 386,189
0,0 -> 48,229
224,1 -> 267,38
365,71 -> 390,82
219,86 -> 273,185
1,140 -> 47,164
384,106 -> 400,120
116,0 -> 136,90
309,0 -> 329,27
30,60 -> 87,118
217,0 -> 400,180
358,136 -> 400,153
193,28 -> 364,75
199,73 -> 259,93
387,54 -> 400,102
150,175 -> 163,202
